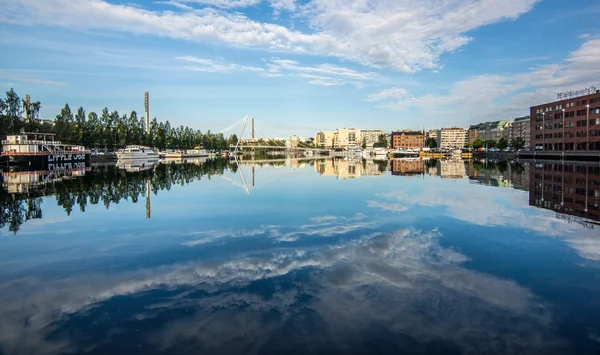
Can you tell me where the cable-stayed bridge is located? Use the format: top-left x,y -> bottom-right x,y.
221,114 -> 332,154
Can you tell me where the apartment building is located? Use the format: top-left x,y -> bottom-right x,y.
510,116 -> 530,148
530,89 -> 600,151
315,131 -> 336,149
360,129 -> 385,148
467,124 -> 481,147
438,127 -> 467,149
391,130 -> 425,149
467,121 -> 510,146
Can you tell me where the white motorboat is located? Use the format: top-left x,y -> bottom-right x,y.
116,146 -> 159,160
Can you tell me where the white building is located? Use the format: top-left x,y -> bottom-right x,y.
437,127 -> 467,149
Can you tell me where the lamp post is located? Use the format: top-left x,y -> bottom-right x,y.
562,109 -> 565,151
586,104 -> 590,151
543,114 -> 548,151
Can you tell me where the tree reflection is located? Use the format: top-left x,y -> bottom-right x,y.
0,159 -> 236,235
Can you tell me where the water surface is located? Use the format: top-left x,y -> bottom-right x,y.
1,158 -> 600,355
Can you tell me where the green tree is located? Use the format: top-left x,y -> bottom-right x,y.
425,137 -> 437,148
473,138 -> 483,149
510,137 -> 526,151
373,134 -> 388,148
484,139 -> 497,149
497,138 -> 508,150
361,137 -> 367,149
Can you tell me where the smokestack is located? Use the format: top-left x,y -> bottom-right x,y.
252,117 -> 255,140
144,92 -> 150,134
25,94 -> 30,121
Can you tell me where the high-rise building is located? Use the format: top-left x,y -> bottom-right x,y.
438,127 -> 467,149
391,130 -> 424,149
510,116 -> 530,148
530,89 -> 600,151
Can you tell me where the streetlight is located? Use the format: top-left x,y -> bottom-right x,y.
586,104 -> 590,151
562,109 -> 565,151
542,114 -> 548,151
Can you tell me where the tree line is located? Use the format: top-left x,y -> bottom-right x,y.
0,88 -> 238,150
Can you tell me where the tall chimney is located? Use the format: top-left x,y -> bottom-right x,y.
25,94 -> 31,121
252,117 -> 255,140
144,92 -> 150,134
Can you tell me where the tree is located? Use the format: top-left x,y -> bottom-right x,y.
510,137 -> 526,151
373,134 -> 388,148
484,139 -> 497,149
473,138 -> 483,150
361,137 -> 367,149
425,137 -> 437,148
497,138 -> 508,150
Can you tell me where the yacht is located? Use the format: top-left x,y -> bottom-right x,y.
116,146 -> 159,160
185,147 -> 209,157
2,133 -> 90,166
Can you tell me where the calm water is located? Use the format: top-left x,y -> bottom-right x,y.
1,157 -> 600,355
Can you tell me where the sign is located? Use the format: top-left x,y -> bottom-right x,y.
557,86 -> 597,100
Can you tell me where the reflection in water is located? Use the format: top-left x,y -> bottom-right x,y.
0,228 -> 571,354
2,157 -> 600,354
0,159 -> 236,234
530,162 -> 600,226
4,158 -> 600,234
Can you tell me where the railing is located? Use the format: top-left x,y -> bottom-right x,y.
2,140 -> 64,145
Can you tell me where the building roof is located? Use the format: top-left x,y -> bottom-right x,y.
393,130 -> 424,136
513,115 -> 530,122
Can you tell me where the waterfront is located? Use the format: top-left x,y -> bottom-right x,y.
1,158 -> 600,354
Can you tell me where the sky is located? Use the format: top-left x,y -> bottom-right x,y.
0,0 -> 599,138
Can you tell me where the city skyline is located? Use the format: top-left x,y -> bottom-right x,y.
0,0 -> 599,138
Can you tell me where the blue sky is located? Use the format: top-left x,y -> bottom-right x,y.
0,0 -> 599,137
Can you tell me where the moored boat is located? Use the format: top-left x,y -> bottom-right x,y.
1,133 -> 90,166
116,145 -> 159,160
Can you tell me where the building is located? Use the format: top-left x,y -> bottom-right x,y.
360,129 -> 385,148
479,121 -> 510,141
391,130 -> 425,149
466,121 -> 510,146
467,124 -> 481,147
510,116 -> 530,148
315,131 -> 336,149
438,127 -> 467,150
427,130 -> 438,142
530,89 -> 600,151
334,128 -> 361,149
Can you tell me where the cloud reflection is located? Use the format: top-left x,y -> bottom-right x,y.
0,228 -> 569,354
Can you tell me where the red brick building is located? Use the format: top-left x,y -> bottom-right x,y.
391,130 -> 425,149
530,88 -> 600,151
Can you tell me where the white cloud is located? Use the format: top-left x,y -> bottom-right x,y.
179,0 -> 260,8
365,87 -> 407,102
265,58 -> 376,86
366,39 -> 600,125
154,0 -> 193,10
176,55 -> 264,72
0,71 -> 67,86
268,0 -> 296,12
0,0 -> 540,72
